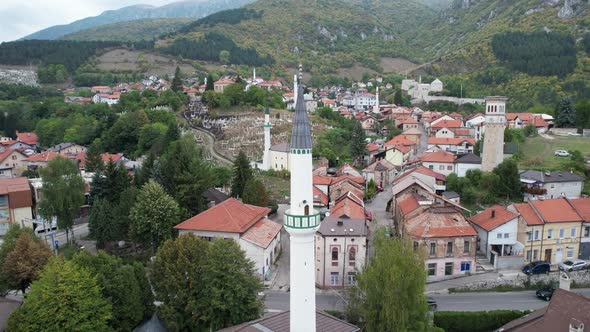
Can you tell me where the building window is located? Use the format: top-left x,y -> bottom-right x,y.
571,228 -> 576,238
447,165 -> 453,170
547,229 -> 553,239
559,228 -> 565,239
445,262 -> 453,275
428,165 -> 433,170
446,242 -> 453,256
497,233 -> 502,239
349,247 -> 356,266
584,226 -> 590,238
413,241 -> 419,251
347,272 -> 356,285
528,232 -> 533,241
430,243 -> 436,256
504,233 -> 509,239
533,250 -> 539,260
526,250 -> 531,261
331,247 -> 339,266
427,263 -> 436,276
534,230 -> 540,240
0,196 -> 7,207
460,261 -> 471,273
463,241 -> 470,254
567,247 -> 574,258
439,165 -> 444,170
330,272 -> 339,286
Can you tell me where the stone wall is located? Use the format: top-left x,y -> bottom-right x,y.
495,255 -> 524,270
453,270 -> 590,291
549,128 -> 578,136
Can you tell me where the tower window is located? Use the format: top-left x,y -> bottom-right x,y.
304,205 -> 310,216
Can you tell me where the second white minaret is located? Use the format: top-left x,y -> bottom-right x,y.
262,104 -> 272,170
285,85 -> 318,332
373,86 -> 380,114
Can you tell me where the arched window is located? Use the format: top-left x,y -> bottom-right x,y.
332,247 -> 339,261
304,205 -> 310,216
349,247 -> 356,262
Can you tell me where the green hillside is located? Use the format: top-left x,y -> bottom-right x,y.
61,18 -> 194,42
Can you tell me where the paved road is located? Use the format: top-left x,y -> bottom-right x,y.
364,185 -> 393,258
39,222 -> 90,249
264,289 -> 590,312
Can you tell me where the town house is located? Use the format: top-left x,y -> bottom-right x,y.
520,170 -> 584,200
0,149 -> 29,176
569,197 -> 590,260
315,217 -> 368,288
0,177 -> 34,236
420,150 -> 456,176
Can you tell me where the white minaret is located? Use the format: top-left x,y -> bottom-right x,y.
481,96 -> 508,172
253,67 -> 257,81
373,86 -> 380,114
262,103 -> 272,170
285,84 -> 319,332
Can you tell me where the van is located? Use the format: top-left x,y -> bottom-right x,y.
522,261 -> 551,275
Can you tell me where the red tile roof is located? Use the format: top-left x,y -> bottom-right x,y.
367,143 -> 380,152
414,166 -> 447,181
470,205 -> 519,231
25,151 -> 60,163
513,203 -> 543,226
313,175 -> 333,186
405,207 -> 477,238
420,150 -> 456,163
175,198 -> 270,233
0,149 -> 26,163
313,186 -> 329,206
331,195 -> 365,220
533,116 -> 549,128
0,177 -> 30,195
15,131 -> 38,145
449,112 -> 463,118
431,119 -> 462,128
531,198 -> 583,223
569,198 -> 590,222
453,129 -> 471,136
385,135 -> 416,147
240,218 -> 282,249
427,137 -> 475,146
399,118 -> 419,125
399,195 -> 420,215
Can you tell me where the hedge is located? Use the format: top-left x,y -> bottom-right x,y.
434,310 -> 530,332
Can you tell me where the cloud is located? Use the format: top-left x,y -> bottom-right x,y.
0,0 -> 175,42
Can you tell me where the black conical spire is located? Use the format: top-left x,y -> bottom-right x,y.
290,85 -> 312,150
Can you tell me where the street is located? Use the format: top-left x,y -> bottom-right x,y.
264,288 -> 590,312
39,222 -> 90,249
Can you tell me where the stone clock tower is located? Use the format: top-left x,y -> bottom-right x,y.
481,96 -> 508,172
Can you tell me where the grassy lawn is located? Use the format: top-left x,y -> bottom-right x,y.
519,135 -> 590,170
257,172 -> 290,204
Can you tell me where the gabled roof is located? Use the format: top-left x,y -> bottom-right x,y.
331,193 -> 365,220
363,159 -> 395,173
317,216 -> 367,236
448,112 -> 463,118
202,188 -> 230,205
25,151 -> 61,163
427,137 -> 475,146
313,185 -> 329,206
420,150 -> 456,163
219,310 -> 360,332
405,206 -> 477,238
313,175 -> 333,186
531,198 -> 583,223
367,143 -> 380,152
431,119 -> 462,128
0,149 -> 27,163
174,198 -> 270,233
270,142 -> 290,153
384,135 -> 416,147
470,205 -> 519,232
49,142 -> 81,152
240,218 -> 282,249
520,170 -> 584,184
398,194 -> 420,215
513,203 -> 543,226
455,153 -> 482,165
402,128 -> 422,135
15,131 -> 38,145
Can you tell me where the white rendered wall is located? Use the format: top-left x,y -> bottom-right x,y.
288,229 -> 317,332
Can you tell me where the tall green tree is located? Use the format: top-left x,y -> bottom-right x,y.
7,258 -> 112,332
84,141 -> 104,173
350,121 -> 367,166
38,157 -> 85,243
242,178 -> 270,207
231,151 -> 253,199
346,231 -> 430,332
130,180 -> 180,250
72,251 -> 153,332
206,74 -> 215,91
202,239 -> 263,330
91,159 -> 131,204
555,97 -> 577,128
151,234 -> 263,332
492,159 -> 522,200
88,199 -> 115,248
3,232 -> 52,294
171,66 -> 183,92
394,87 -> 403,106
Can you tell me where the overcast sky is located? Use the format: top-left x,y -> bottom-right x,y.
0,0 -> 176,42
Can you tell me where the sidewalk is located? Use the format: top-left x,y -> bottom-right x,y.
426,270 -> 523,293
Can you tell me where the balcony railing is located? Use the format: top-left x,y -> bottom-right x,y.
523,187 -> 547,195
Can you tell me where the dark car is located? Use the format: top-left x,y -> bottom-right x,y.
376,185 -> 384,192
536,286 -> 555,301
522,261 -> 551,275
427,297 -> 437,310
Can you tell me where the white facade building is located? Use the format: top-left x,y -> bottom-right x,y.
520,170 -> 585,200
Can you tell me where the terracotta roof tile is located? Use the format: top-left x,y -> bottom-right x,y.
25,151 -> 60,163
569,198 -> 590,222
513,203 -> 543,226
367,143 -> 380,152
15,131 -> 38,145
313,186 -> 329,206
431,119 -> 462,128
331,195 -> 365,220
0,149 -> 27,163
399,195 -> 420,215
531,198 -> 583,223
175,198 -> 270,233
420,150 -> 456,163
384,135 -> 416,147
470,205 -> 519,231
405,207 -> 477,238
240,218 -> 282,248
313,175 -> 333,186
427,137 -> 475,146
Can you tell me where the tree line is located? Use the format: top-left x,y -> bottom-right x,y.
173,8 -> 263,36
491,32 -> 576,77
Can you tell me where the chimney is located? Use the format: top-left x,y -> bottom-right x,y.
569,318 -> 585,332
491,209 -> 496,218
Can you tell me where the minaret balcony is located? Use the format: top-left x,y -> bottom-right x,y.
284,209 -> 320,229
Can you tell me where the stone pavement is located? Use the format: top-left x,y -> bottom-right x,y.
426,269 -> 523,293
267,204 -> 291,291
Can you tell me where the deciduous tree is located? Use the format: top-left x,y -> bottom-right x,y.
0,224 -> 35,295
130,180 -> 180,250
7,258 -> 112,332
492,159 -> 522,200
38,157 -> 85,243
242,178 -> 270,207
3,233 -> 52,294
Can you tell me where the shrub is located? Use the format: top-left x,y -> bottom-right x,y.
434,310 -> 530,332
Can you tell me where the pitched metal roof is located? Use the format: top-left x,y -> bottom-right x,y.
219,310 -> 360,332
520,170 -> 584,184
317,216 -> 367,236
455,153 -> 482,164
290,86 -> 312,150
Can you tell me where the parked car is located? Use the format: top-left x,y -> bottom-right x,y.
536,285 -> 555,301
365,211 -> 373,221
522,261 -> 551,275
427,297 -> 437,310
376,185 -> 384,192
558,259 -> 587,272
554,150 -> 570,157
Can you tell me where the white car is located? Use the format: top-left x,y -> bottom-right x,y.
558,259 -> 587,272
554,150 -> 570,157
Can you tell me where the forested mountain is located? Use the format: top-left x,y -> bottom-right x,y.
61,18 -> 193,42
21,0 -> 255,41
